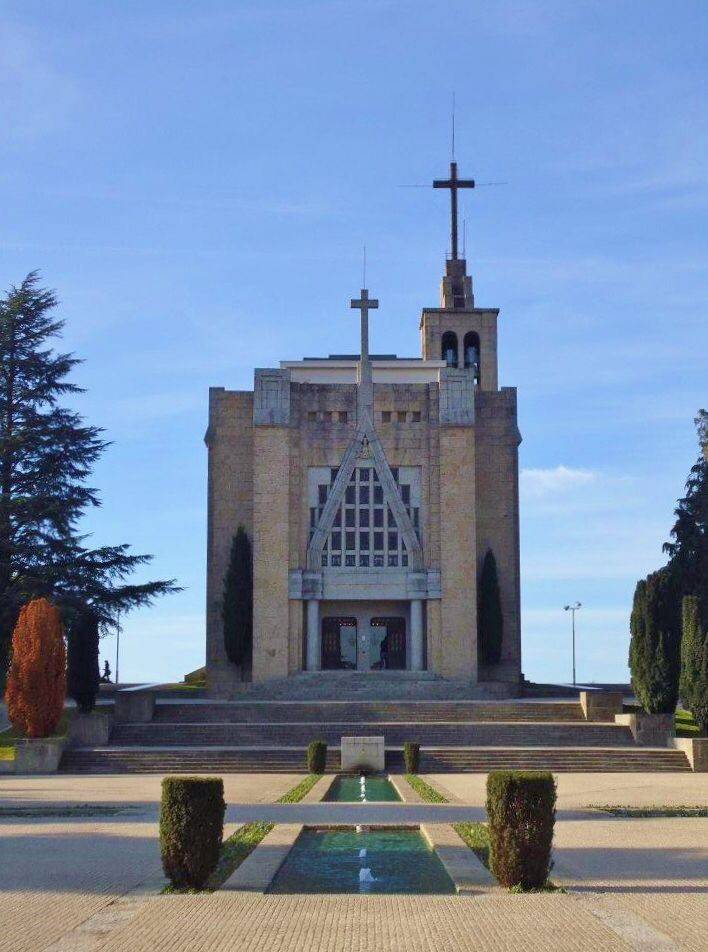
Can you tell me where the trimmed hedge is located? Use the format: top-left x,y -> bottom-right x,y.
403,742 -> 420,774
159,776 -> 225,889
307,740 -> 327,773
486,770 -> 556,889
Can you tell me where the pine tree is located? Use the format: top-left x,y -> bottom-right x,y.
681,596 -> 708,734
478,549 -> 503,666
67,609 -> 100,714
0,273 -> 178,681
5,598 -> 65,737
222,526 -> 253,667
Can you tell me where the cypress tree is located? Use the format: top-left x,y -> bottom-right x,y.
222,526 -> 253,667
67,609 -> 100,714
681,596 -> 708,734
0,273 -> 178,683
628,578 -> 649,710
478,549 -> 503,666
629,569 -> 681,714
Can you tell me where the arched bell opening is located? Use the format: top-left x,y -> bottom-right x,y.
441,331 -> 459,368
463,331 -> 481,386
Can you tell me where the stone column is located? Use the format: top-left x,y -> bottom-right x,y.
410,599 -> 424,671
305,599 -> 321,672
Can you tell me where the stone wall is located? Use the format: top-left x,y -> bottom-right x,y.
474,388 -> 522,682
438,427 -> 477,679
419,308 -> 499,392
205,388 -> 254,694
252,426 -> 292,682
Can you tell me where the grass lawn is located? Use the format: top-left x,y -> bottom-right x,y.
403,774 -> 562,891
163,773 -> 324,893
590,804 -> 708,818
404,775 -> 491,867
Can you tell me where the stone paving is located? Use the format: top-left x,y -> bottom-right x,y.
0,772 -> 706,951
94,893 -> 635,952
0,774 -> 300,952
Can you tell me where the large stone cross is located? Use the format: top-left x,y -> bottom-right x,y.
433,160 -> 475,260
350,288 -> 378,366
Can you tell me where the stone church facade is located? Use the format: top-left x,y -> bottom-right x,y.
205,174 -> 522,695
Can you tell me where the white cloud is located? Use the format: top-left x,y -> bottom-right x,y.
520,465 -> 596,498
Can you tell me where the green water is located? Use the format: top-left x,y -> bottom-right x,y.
268,827 -> 455,895
324,775 -> 401,802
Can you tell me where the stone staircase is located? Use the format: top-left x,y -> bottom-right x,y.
59,696 -> 693,773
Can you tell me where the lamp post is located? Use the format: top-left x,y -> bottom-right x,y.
563,602 -> 582,686
115,611 -> 121,687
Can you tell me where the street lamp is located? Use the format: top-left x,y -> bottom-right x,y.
563,602 -> 582,686
115,610 -> 121,687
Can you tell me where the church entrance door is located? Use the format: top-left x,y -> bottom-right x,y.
370,617 -> 407,670
321,617 -> 357,670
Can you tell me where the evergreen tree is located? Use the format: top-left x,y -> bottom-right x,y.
628,578 -> 649,709
0,273 -> 177,681
681,596 -> 708,734
663,410 -> 707,604
6,598 -> 65,737
222,526 -> 253,667
67,609 -> 100,713
629,569 -> 681,714
478,549 -> 503,666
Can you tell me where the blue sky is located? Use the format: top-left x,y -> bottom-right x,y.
1,1 -> 706,685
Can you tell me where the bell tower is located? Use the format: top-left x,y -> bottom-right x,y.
420,157 -> 499,392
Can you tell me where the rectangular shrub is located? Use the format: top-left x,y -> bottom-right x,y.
486,770 -> 556,889
159,776 -> 225,889
306,740 -> 327,773
403,742 -> 420,774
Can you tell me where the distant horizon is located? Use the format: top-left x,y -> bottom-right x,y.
2,1 -> 705,685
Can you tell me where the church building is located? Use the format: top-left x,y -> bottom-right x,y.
205,162 -> 522,696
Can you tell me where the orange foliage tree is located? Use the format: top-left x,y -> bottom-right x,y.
5,598 -> 66,738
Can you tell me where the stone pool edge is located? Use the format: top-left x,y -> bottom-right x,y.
219,774 -> 335,892
389,774 -> 497,895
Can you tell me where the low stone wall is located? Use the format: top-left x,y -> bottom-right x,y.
672,737 -> 708,771
14,738 -> 65,774
615,712 -> 673,747
114,687 -> 156,724
340,736 -> 385,771
580,690 -> 623,722
67,710 -> 113,747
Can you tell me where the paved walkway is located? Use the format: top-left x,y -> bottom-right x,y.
0,774 -> 300,952
0,772 -> 706,951
95,893 -> 637,951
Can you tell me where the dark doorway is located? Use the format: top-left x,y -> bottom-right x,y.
370,617 -> 407,670
321,617 -> 357,670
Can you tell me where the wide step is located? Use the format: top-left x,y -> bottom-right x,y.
152,700 -> 585,724
60,746 -> 690,774
110,720 -> 633,748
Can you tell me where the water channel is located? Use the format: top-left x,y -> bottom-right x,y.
269,774 -> 454,895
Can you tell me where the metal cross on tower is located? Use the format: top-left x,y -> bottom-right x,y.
433,160 -> 475,260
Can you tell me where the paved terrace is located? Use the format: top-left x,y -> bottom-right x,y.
0,772 -> 706,951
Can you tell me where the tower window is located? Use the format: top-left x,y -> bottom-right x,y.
463,331 -> 481,386
452,280 -> 465,309
381,410 -> 392,423
441,331 -> 458,368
